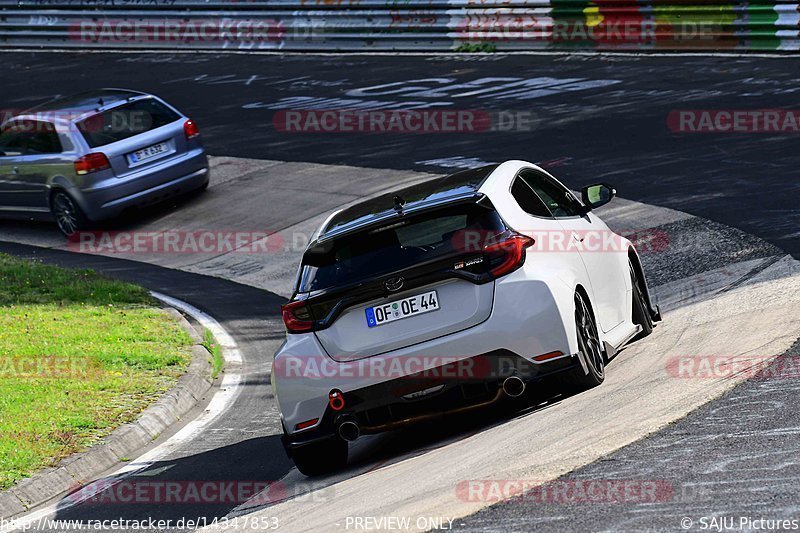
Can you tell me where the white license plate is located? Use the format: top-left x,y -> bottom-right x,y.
365,290 -> 439,328
128,142 -> 169,165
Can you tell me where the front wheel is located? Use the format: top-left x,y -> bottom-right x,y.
291,436 -> 348,477
50,191 -> 89,238
562,291 -> 605,393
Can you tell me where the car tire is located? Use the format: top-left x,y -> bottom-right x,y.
291,436 -> 348,477
50,191 -> 89,238
562,291 -> 605,393
630,260 -> 654,341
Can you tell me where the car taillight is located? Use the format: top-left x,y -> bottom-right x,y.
184,119 -> 200,140
281,300 -> 314,333
485,234 -> 535,278
74,153 -> 110,175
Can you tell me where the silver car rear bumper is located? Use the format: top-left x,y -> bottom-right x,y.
74,149 -> 209,221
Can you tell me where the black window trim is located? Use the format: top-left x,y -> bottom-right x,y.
509,167 -> 586,220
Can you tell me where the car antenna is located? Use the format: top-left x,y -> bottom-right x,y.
393,195 -> 406,214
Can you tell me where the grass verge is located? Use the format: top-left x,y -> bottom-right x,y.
0,253 -> 193,491
202,329 -> 224,380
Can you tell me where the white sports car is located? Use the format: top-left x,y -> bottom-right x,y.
273,160 -> 661,475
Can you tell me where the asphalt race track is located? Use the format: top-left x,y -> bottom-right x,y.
458,338 -> 800,532
1,154 -> 799,531
1,52 -> 800,532
2,52 -> 799,259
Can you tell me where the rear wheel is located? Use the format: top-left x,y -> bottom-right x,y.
291,436 -> 348,477
562,292 -> 605,393
630,260 -> 654,340
50,191 -> 89,238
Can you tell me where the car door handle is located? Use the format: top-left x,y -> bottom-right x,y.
572,232 -> 584,243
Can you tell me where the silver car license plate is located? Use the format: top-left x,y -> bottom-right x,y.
128,142 -> 169,165
365,290 -> 439,328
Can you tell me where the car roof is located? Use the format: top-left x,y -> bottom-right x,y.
28,89 -> 148,114
1,89 -> 154,129
320,164 -> 499,241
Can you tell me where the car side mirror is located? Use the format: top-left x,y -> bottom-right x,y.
580,183 -> 616,211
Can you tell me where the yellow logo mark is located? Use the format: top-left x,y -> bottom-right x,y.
584,6 -> 604,27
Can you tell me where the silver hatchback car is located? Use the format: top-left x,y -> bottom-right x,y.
0,89 -> 209,236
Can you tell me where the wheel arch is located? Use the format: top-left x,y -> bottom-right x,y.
574,283 -> 600,331
48,184 -> 92,221
627,246 -> 657,318
47,183 -> 69,208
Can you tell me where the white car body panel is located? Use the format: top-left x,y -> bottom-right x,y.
273,160 -> 643,439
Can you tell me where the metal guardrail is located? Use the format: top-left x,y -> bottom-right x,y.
1,1 -> 799,51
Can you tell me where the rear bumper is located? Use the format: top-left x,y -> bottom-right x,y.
281,351 -> 579,454
73,149 -> 209,220
274,275 -> 579,441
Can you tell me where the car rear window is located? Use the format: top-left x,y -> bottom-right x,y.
77,98 -> 180,148
298,203 -> 506,293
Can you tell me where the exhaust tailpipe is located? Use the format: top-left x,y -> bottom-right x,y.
337,419 -> 360,442
502,376 -> 526,398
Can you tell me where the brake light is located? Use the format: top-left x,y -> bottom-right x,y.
295,418 -> 319,431
74,153 -> 110,175
485,234 -> 534,278
533,350 -> 564,362
281,300 -> 314,333
184,119 -> 200,140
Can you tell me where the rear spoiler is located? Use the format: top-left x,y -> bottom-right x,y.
309,192 -> 490,252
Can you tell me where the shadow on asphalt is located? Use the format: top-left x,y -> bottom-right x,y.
345,380 -> 577,472
0,185 -> 210,235
51,436 -> 293,525
230,386 -> 578,518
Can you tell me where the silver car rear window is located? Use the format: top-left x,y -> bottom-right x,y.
77,99 -> 180,148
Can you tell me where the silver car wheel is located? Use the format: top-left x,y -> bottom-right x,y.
52,193 -> 79,236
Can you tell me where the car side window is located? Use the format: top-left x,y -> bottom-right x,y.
0,121 -> 62,156
21,121 -> 62,155
519,169 -> 582,218
510,175 -> 551,217
0,127 -> 25,156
